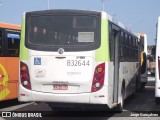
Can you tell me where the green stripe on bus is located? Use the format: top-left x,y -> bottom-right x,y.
96,18 -> 110,62
20,19 -> 29,60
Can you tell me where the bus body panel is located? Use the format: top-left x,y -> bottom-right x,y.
0,57 -> 7,101
0,22 -> 20,101
0,58 -> 19,101
108,61 -> 138,103
20,18 -> 29,61
6,57 -> 19,81
29,50 -> 96,94
0,22 -> 20,30
119,62 -> 138,96
19,62 -> 111,107
5,57 -> 19,100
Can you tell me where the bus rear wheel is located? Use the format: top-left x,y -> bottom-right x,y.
116,86 -> 125,112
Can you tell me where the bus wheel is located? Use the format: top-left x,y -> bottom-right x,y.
155,97 -> 160,105
117,85 -> 125,112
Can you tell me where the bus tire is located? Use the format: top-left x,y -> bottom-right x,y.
135,77 -> 140,92
155,97 -> 160,105
117,84 -> 125,112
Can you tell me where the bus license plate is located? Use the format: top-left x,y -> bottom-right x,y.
53,85 -> 68,90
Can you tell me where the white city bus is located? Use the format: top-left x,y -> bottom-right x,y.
137,34 -> 148,89
19,10 -> 141,111
155,16 -> 160,104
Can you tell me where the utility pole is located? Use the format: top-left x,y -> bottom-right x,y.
48,0 -> 50,10
101,0 -> 105,11
48,0 -> 50,9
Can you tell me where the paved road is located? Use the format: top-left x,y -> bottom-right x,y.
0,76 -> 160,119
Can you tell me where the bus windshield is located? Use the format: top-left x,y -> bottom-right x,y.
26,12 -> 101,51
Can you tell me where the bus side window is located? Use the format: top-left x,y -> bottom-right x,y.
133,37 -> 136,61
7,34 -> 20,57
0,30 -> 3,56
128,35 -> 131,61
135,38 -> 138,60
125,33 -> 128,61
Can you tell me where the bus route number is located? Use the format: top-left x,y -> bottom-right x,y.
67,60 -> 90,66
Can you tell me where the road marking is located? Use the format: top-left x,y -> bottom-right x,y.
0,117 -> 5,120
0,102 -> 34,111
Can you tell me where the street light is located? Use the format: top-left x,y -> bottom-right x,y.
48,0 -> 50,9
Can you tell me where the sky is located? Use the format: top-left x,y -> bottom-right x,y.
0,0 -> 159,45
